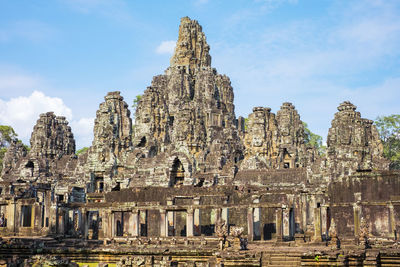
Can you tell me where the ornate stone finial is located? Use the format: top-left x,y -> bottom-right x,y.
337,101 -> 357,112
170,17 -> 211,70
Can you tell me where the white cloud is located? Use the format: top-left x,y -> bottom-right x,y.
70,117 -> 94,148
0,91 -> 72,144
156,40 -> 176,55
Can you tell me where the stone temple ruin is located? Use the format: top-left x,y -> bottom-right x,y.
0,17 -> 399,266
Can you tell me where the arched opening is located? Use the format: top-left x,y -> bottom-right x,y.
148,146 -> 157,158
170,158 -> 185,187
137,136 -> 146,148
25,161 -> 34,177
282,148 -> 292,168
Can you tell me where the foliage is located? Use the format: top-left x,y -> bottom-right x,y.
76,147 -> 89,155
375,115 -> 400,170
303,122 -> 325,155
132,95 -> 142,133
0,125 -> 19,173
244,117 -> 248,131
0,125 -> 17,147
132,94 -> 142,115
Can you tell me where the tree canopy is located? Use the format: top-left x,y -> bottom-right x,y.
0,125 -> 17,148
0,125 -> 20,173
375,115 -> 400,170
76,147 -> 89,155
132,95 -> 142,115
303,122 -> 325,155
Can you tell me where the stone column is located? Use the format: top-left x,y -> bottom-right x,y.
247,207 -> 254,241
275,208 -> 283,241
222,208 -> 228,226
167,210 -> 174,236
81,209 -> 87,239
160,209 -> 166,237
252,196 -> 260,240
301,194 -> 307,232
194,208 -> 201,236
59,209 -> 65,235
353,203 -> 361,238
98,210 -> 105,239
6,199 -> 16,234
111,211 -> 115,238
186,208 -> 194,237
314,207 -> 322,242
131,210 -> 140,237
321,206 -> 327,238
283,207 -> 290,239
388,204 -> 396,239
105,209 -> 111,238
194,197 -> 201,236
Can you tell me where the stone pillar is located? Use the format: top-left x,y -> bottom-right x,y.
389,204 -> 396,239
167,211 -> 174,236
222,208 -> 228,226
6,199 -> 16,234
321,206 -> 328,238
81,209 -> 87,239
301,194 -> 307,232
111,211 -> 115,238
314,207 -> 322,242
105,210 -> 110,239
353,203 -> 361,238
283,207 -> 290,239
194,197 -> 201,236
160,209 -> 166,237
59,209 -> 65,235
252,196 -> 260,240
275,208 -> 283,241
98,210 -> 105,239
247,207 -> 254,241
186,208 -> 194,237
131,210 -> 140,237
49,203 -> 57,234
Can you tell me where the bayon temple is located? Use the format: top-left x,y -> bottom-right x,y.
0,17 -> 399,266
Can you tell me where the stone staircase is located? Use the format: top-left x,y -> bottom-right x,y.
262,252 -> 302,266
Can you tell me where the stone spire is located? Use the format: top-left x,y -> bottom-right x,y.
327,101 -> 389,178
242,103 -> 314,170
134,17 -> 242,180
170,17 -> 211,71
91,91 -> 132,161
29,112 -> 75,159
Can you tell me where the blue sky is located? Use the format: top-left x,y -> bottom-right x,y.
0,0 -> 399,148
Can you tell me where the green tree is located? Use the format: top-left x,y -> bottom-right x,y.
76,147 -> 89,155
375,115 -> 400,170
132,94 -> 142,115
0,125 -> 17,147
303,122 -> 326,155
0,125 -> 18,172
132,95 -> 142,133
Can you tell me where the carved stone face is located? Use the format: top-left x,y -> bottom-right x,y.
252,136 -> 263,147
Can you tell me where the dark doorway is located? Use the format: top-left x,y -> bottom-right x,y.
170,158 -> 185,187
